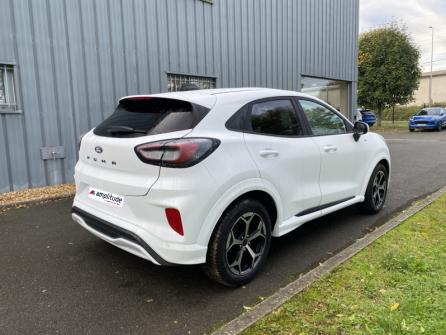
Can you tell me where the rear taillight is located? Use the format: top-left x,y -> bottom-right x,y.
135,138 -> 220,168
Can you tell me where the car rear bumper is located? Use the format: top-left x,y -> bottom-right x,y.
71,202 -> 208,266
72,207 -> 169,265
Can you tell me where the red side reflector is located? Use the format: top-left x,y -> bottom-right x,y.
165,208 -> 184,236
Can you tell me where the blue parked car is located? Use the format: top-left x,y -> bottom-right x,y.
408,107 -> 446,132
356,108 -> 376,127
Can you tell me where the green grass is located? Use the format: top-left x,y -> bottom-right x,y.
243,194 -> 446,335
373,120 -> 408,130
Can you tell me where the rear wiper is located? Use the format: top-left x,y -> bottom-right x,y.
107,126 -> 147,135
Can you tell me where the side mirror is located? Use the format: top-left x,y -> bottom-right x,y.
353,121 -> 369,142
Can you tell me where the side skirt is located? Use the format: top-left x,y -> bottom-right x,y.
295,196 -> 356,217
272,195 -> 364,237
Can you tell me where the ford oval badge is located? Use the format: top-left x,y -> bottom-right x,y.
95,146 -> 103,154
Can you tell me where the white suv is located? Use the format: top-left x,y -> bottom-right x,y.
72,88 -> 390,286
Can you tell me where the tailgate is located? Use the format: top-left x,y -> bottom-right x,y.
74,95 -> 212,197
75,129 -> 191,196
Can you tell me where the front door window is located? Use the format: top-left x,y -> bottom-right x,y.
299,100 -> 347,136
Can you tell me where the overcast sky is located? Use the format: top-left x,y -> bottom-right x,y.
359,0 -> 446,72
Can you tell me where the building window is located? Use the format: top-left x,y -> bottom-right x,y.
0,64 -> 17,112
167,73 -> 216,92
301,76 -> 349,117
200,0 -> 214,4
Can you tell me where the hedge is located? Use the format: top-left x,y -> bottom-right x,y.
380,102 -> 446,121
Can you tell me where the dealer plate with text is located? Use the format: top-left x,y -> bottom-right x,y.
87,187 -> 125,208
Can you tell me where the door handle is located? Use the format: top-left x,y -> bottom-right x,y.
323,145 -> 338,153
259,149 -> 279,158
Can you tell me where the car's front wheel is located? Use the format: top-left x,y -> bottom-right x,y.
203,199 -> 271,287
437,122 -> 442,132
358,163 -> 388,214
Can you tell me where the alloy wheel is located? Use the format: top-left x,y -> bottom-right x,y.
225,212 -> 267,276
372,170 -> 387,209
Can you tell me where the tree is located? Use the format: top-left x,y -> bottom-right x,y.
358,23 -> 421,126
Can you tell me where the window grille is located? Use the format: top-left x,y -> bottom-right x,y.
0,64 -> 17,111
167,73 -> 216,92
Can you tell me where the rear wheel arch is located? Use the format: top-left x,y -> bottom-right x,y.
198,187 -> 280,248
207,190 -> 278,244
223,190 -> 278,231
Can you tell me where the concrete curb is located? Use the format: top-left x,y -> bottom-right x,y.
213,186 -> 446,335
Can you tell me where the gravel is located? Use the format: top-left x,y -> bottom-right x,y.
0,183 -> 75,212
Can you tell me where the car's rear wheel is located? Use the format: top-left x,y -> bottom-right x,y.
358,163 -> 388,214
203,199 -> 271,287
409,128 -> 414,132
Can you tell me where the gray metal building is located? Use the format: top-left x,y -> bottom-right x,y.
0,0 -> 359,193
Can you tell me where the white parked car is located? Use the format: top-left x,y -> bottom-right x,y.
72,88 -> 390,286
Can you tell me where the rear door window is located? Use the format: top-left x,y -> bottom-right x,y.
94,98 -> 209,137
248,99 -> 304,136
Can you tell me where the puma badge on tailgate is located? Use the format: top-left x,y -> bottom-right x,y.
88,188 -> 124,208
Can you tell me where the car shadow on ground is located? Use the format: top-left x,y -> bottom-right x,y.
91,203 -> 376,293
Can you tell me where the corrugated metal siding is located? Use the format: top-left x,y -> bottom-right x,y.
0,0 -> 359,193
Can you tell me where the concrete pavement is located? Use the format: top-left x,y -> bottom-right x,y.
1,130 -> 445,335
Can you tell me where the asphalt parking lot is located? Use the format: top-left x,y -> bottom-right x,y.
1,130 -> 446,335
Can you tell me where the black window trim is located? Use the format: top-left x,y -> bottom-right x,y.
294,97 -> 354,138
225,96 -> 312,138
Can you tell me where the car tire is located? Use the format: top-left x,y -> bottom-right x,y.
358,163 -> 388,214
437,123 -> 442,132
409,128 -> 414,132
203,198 -> 271,287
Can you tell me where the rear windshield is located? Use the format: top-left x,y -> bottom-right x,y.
418,108 -> 442,116
94,98 -> 209,137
